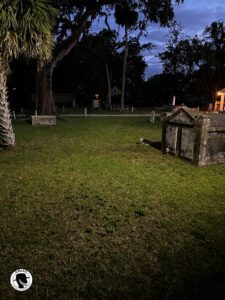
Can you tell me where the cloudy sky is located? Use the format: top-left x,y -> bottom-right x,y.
92,0 -> 225,79
144,0 -> 225,78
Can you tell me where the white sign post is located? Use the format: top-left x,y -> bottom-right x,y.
172,96 -> 176,106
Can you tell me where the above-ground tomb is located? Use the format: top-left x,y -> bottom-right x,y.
162,108 -> 225,166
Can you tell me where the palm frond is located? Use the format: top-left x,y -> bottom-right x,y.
0,0 -> 57,60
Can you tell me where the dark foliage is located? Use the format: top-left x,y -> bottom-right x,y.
158,21 -> 225,107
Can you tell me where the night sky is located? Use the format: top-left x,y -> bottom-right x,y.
92,0 -> 225,79
145,0 -> 225,77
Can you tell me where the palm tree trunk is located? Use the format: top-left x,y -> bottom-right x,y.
106,63 -> 112,108
0,57 -> 15,149
121,24 -> 129,111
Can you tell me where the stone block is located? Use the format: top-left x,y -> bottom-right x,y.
31,116 -> 57,125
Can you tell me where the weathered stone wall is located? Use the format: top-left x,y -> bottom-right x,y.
195,118 -> 210,166
180,127 -> 195,160
205,131 -> 225,165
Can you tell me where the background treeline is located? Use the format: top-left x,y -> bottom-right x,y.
156,21 -> 225,108
8,21 -> 225,110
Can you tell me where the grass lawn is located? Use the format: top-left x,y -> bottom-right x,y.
1,117 -> 225,299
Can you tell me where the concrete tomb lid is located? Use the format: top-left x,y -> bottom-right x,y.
166,108 -> 225,129
206,113 -> 225,128
166,108 -> 203,125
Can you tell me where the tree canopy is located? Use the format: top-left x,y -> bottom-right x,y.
32,0 -> 184,113
0,0 -> 57,61
158,21 -> 225,106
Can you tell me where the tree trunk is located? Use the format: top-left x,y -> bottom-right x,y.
36,63 -> 55,115
121,25 -> 129,111
106,63 -> 112,108
0,57 -> 15,149
35,9 -> 92,115
35,2 -> 120,114
35,1 -> 120,114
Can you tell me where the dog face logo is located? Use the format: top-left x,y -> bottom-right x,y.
10,269 -> 32,291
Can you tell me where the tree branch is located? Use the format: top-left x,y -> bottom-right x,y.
53,0 -> 119,66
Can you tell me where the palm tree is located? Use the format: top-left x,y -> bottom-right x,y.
0,0 -> 56,149
115,1 -> 138,110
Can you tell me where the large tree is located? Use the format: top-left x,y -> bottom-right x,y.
0,0 -> 56,148
54,29 -> 121,105
159,21 -> 225,104
53,29 -> 148,107
199,22 -> 225,101
36,0 -> 184,114
114,1 -> 138,110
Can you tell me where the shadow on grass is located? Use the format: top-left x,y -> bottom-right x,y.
80,227 -> 225,300
140,139 -> 162,150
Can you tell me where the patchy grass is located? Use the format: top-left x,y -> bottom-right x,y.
0,117 -> 225,299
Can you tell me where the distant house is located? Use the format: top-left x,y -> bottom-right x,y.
214,88 -> 225,112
